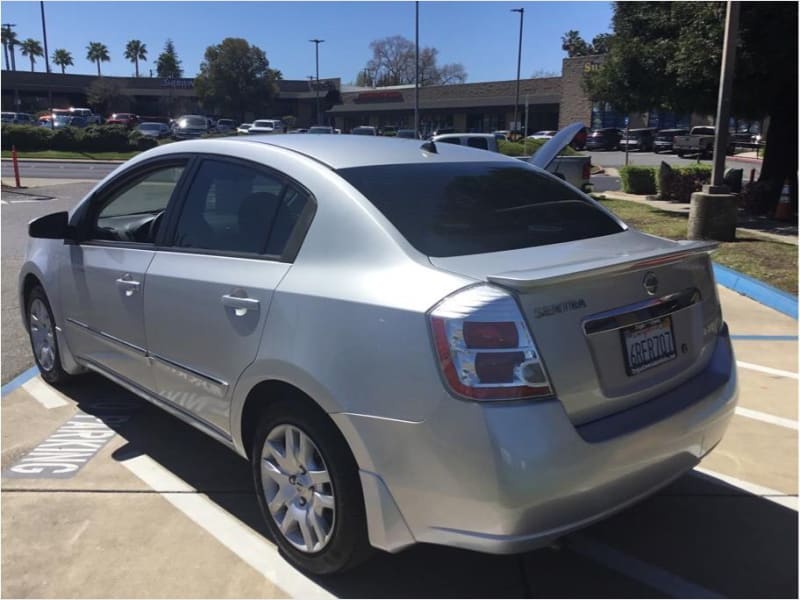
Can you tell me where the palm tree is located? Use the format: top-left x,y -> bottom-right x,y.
124,39 -> 147,77
1,27 -> 19,71
52,49 -> 74,74
86,41 -> 110,77
20,38 -> 43,72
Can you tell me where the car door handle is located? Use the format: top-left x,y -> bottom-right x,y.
221,294 -> 260,316
115,276 -> 141,297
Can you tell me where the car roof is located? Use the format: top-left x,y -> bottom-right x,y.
432,133 -> 496,139
147,134 -> 517,170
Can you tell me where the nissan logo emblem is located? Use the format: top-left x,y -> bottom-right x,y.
643,272 -> 658,295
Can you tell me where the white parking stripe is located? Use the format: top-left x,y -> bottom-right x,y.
692,468 -> 798,511
736,361 -> 799,380
735,406 -> 798,430
22,377 -> 69,408
566,534 -> 724,598
121,454 -> 336,599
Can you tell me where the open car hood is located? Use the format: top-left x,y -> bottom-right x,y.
528,122 -> 586,170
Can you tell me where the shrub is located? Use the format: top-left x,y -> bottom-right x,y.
50,126 -> 84,151
659,163 -> 712,202
620,165 -> 657,195
133,136 -> 158,151
498,138 -> 579,158
1,124 -> 53,151
80,124 -> 131,152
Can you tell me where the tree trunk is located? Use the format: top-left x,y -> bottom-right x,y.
29,58 -> 34,72
756,79 -> 798,212
135,59 -> 139,77
10,47 -> 15,71
3,43 -> 9,70
60,65 -> 65,74
96,60 -> 101,77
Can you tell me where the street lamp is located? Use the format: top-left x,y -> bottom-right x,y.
309,39 -> 324,125
511,8 -> 524,137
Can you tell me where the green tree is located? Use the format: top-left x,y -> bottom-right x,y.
51,49 -> 74,74
86,41 -> 110,76
20,38 -> 43,72
156,39 -> 183,78
124,39 -> 147,77
193,38 -> 280,121
583,1 -> 797,209
2,26 -> 19,71
561,30 -> 592,57
87,78 -> 130,115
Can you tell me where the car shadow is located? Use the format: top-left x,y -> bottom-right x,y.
56,374 -> 798,598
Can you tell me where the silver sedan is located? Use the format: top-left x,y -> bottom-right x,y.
19,133 -> 737,574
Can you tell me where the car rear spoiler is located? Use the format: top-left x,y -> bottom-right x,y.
487,240 -> 718,290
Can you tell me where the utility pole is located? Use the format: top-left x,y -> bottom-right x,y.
708,0 -> 740,192
309,39 -> 324,125
511,7 -> 524,136
414,0 -> 419,138
40,2 -> 50,73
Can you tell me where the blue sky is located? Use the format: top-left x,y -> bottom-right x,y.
2,1 -> 613,83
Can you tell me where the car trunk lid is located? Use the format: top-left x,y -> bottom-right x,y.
429,230 -> 722,424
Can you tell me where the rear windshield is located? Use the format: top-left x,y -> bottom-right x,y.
338,162 -> 624,257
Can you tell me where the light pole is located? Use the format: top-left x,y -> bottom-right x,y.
40,2 -> 50,73
309,39 -> 324,125
511,7 -> 524,137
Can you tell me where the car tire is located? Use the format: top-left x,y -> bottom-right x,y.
26,285 -> 71,384
251,398 -> 373,575
677,151 -> 685,158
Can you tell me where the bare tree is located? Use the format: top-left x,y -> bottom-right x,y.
360,35 -> 467,86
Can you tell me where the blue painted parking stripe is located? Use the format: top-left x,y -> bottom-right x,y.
1,366 -> 39,396
713,264 -> 798,320
730,335 -> 798,341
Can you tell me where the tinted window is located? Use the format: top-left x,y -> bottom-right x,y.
173,159 -> 309,257
93,165 -> 185,243
467,137 -> 489,150
338,163 -> 623,257
437,137 -> 461,145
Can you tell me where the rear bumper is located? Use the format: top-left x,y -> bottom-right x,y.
338,326 -> 737,554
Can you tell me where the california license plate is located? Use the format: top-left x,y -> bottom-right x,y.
621,316 -> 677,375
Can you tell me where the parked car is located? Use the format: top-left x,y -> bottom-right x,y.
308,126 -> 335,134
106,113 -> 139,128
51,114 -> 75,129
1,111 -> 35,125
249,119 -> 285,134
237,123 -> 253,135
396,129 -> 418,139
68,107 -> 101,125
432,132 -> 499,152
380,125 -> 398,136
215,118 -> 237,133
172,114 -> 210,139
20,134 -> 737,576
653,129 -> 690,154
66,116 -> 89,128
585,128 -> 623,150
289,128 -> 308,134
527,130 -> 558,140
619,128 -> 656,152
136,122 -> 171,139
350,126 -> 377,136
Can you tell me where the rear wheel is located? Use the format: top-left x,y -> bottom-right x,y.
251,399 -> 372,574
26,286 -> 71,384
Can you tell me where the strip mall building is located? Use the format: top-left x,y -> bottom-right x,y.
1,56 -> 704,133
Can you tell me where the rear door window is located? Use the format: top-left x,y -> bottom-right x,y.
338,162 -> 623,257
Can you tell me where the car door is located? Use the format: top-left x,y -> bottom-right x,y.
60,158 -> 190,390
143,156 -> 315,436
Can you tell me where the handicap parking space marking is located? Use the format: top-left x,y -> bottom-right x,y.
736,360 -> 798,380
692,467 -> 798,511
121,454 -> 336,599
22,376 -> 69,408
734,406 -> 798,431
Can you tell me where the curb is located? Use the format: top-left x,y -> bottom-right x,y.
1,366 -> 40,396
713,264 -> 798,320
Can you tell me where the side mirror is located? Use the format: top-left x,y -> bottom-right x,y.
29,211 -> 71,239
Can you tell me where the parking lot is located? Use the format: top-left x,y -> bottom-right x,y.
1,175 -> 797,598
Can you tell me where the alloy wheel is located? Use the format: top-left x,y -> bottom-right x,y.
29,298 -> 56,372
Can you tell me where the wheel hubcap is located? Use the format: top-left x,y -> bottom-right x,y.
29,298 -> 56,372
260,424 -> 335,553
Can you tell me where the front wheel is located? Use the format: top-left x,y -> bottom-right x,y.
252,399 -> 373,575
26,285 -> 71,384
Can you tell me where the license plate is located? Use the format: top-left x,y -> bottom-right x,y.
621,317 -> 677,375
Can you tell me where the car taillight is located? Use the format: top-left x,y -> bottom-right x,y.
429,285 -> 553,401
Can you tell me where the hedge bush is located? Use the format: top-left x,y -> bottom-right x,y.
498,138 -> 578,157
1,125 -> 53,151
658,162 -> 712,202
620,165 -> 658,195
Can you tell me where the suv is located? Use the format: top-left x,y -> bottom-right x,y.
249,119 -> 285,134
585,128 -> 623,151
619,128 -> 656,152
431,133 -> 499,152
1,112 -> 35,125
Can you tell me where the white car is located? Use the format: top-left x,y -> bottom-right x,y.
527,130 -> 558,140
237,123 -> 253,135
249,119 -> 284,135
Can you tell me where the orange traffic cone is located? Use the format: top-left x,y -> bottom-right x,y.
775,179 -> 793,221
